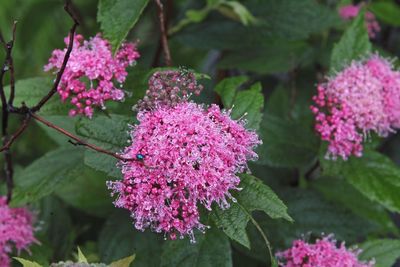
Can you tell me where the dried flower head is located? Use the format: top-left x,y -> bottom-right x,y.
0,197 -> 37,267
311,55 -> 400,160
276,235 -> 374,267
134,69 -> 203,111
45,34 -> 140,118
108,101 -> 260,242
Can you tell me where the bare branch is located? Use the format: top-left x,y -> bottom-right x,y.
0,22 -> 18,203
155,0 -> 172,66
31,114 -> 136,162
31,0 -> 79,113
0,115 -> 31,153
8,21 -> 17,106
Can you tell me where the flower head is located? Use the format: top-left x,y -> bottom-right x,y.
135,69 -> 203,111
338,4 -> 380,38
276,235 -> 374,267
45,34 -> 140,118
0,197 -> 37,267
108,101 -> 260,242
311,55 -> 400,160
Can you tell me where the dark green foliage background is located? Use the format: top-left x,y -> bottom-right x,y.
2,0 -> 400,266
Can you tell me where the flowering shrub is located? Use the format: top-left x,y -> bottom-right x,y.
45,34 -> 139,118
0,197 -> 36,267
2,0 -> 400,266
277,235 -> 373,267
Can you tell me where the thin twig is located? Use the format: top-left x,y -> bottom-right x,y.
31,0 -> 79,113
0,115 -> 31,153
304,160 -> 320,180
155,0 -> 172,66
1,115 -> 30,202
31,114 -> 135,162
7,21 -> 17,106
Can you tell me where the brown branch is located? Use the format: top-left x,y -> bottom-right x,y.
30,0 -> 79,113
7,21 -> 17,106
31,113 -> 135,162
155,0 -> 172,66
0,115 -> 31,153
1,115 -> 30,202
0,22 -> 18,203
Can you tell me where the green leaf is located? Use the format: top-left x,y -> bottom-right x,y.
176,0 -> 339,50
312,177 -> 397,233
212,204 -> 250,248
215,76 -> 248,107
370,1 -> 400,27
110,255 -> 136,267
11,147 -> 84,205
38,115 -> 79,146
97,0 -> 149,52
38,197 -> 75,260
212,174 -> 291,249
218,1 -> 257,25
99,210 -> 162,267
265,86 -> 290,118
256,115 -> 318,168
330,11 -> 371,72
359,239 -> 400,267
246,188 -> 379,255
14,258 -> 42,267
76,115 -> 131,178
341,151 -> 400,213
218,41 -> 311,74
160,227 -> 232,267
215,77 -> 264,130
55,166 -> 114,217
230,83 -> 264,130
3,77 -> 70,115
77,247 -> 89,263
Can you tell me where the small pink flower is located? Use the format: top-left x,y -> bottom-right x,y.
311,55 -> 400,160
338,4 -> 380,38
108,101 -> 260,242
277,235 -> 374,267
45,34 -> 140,118
0,197 -> 37,267
339,5 -> 360,19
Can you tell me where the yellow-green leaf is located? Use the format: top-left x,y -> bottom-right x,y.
110,254 -> 136,267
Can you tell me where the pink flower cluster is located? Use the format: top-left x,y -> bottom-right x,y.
311,55 -> 400,160
135,70 -> 203,111
276,235 -> 373,267
45,34 -> 140,118
0,197 -> 37,267
108,101 -> 260,242
339,4 -> 380,38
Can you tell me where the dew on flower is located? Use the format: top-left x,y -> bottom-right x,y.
108,100 -> 260,241
311,54 -> 400,160
44,34 -> 140,118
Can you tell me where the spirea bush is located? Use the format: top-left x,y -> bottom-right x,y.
2,0 -> 400,267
